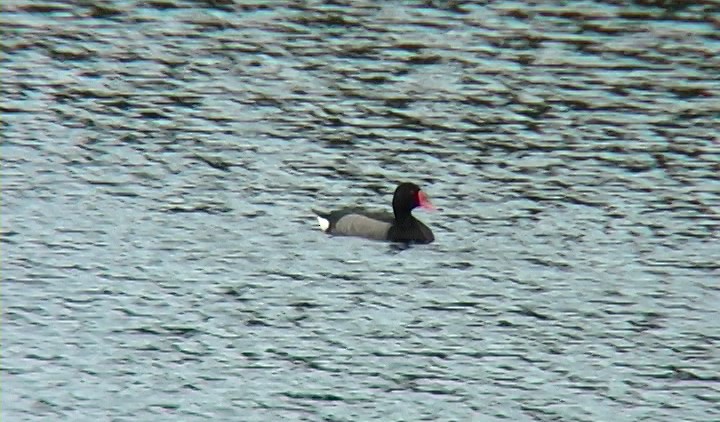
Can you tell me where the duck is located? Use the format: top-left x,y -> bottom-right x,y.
314,182 -> 435,244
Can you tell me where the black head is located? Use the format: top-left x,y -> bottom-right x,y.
392,182 -> 434,218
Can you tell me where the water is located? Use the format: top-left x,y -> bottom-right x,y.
3,1 -> 719,420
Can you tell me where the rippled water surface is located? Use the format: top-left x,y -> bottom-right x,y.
3,1 -> 720,420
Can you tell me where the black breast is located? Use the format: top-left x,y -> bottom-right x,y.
387,217 -> 434,244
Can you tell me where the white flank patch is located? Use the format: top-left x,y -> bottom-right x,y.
317,216 -> 330,232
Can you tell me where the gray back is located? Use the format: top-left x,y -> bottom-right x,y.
335,214 -> 392,240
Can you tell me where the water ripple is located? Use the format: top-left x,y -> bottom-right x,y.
3,0 -> 719,421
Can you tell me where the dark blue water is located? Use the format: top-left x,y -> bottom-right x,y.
3,1 -> 719,421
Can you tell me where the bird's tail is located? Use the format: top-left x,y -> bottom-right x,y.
312,209 -> 331,232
